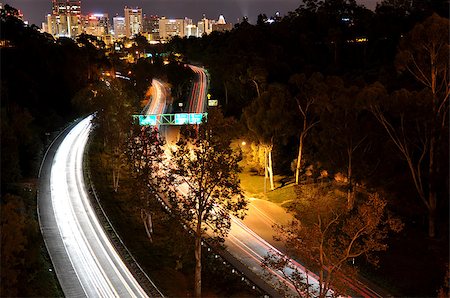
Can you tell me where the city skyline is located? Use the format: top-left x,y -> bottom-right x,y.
7,0 -> 380,28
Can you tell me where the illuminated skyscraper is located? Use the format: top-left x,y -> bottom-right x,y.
52,0 -> 80,15
212,15 -> 232,33
143,15 -> 160,40
197,15 -> 212,36
83,13 -> 109,37
158,17 -> 193,41
48,0 -> 81,38
124,7 -> 142,38
113,16 -> 126,38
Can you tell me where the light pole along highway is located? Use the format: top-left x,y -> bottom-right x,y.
38,115 -> 163,298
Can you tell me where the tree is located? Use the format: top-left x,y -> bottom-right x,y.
164,109 -> 247,297
263,185 -> 403,297
317,77 -> 370,208
288,73 -> 323,185
243,84 -> 296,191
1,194 -> 27,297
90,79 -> 135,191
372,14 -> 449,238
126,123 -> 166,242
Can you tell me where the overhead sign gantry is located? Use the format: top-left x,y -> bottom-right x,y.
134,113 -> 207,126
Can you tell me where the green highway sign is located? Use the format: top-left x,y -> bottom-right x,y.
189,113 -> 203,124
175,113 -> 189,124
134,113 -> 207,126
139,115 -> 157,126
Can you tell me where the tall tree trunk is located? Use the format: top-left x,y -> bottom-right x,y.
224,82 -> 228,107
252,79 -> 260,98
428,133 -> 437,238
347,148 -> 354,209
428,192 -> 436,238
268,149 -> 274,191
295,132 -> 305,185
194,220 -> 202,297
141,210 -> 153,243
264,147 -> 268,193
112,168 -> 119,192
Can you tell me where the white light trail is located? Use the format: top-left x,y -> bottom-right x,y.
145,79 -> 167,115
50,115 -> 150,298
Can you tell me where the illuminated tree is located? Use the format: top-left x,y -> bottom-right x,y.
288,73 -> 323,185
263,186 -> 403,297
243,83 -> 295,191
90,80 -> 135,192
166,108 -> 247,297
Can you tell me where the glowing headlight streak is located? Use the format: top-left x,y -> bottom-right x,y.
143,79 -> 167,116
187,65 -> 208,114
50,116 -> 150,298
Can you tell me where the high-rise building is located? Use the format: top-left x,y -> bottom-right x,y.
212,15 -> 232,33
159,17 -> 191,41
113,16 -> 126,38
52,0 -> 80,15
185,24 -> 198,38
83,13 -> 109,37
47,0 -> 81,38
124,7 -> 142,37
142,14 -> 160,40
197,15 -> 212,36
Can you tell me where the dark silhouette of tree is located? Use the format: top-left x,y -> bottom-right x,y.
126,124 -> 166,241
316,77 -> 370,208
372,14 -> 449,238
1,194 -> 28,296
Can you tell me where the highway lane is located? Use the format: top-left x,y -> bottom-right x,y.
187,65 -> 207,113
143,79 -> 167,116
39,115 -> 157,298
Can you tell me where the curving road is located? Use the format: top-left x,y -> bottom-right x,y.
143,79 -> 167,116
187,65 -> 208,113
38,116 -> 160,297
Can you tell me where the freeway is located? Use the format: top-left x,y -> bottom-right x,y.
187,65 -> 208,113
143,79 -> 167,116
38,116 -> 162,298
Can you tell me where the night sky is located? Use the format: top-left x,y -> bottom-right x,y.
6,0 -> 380,27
